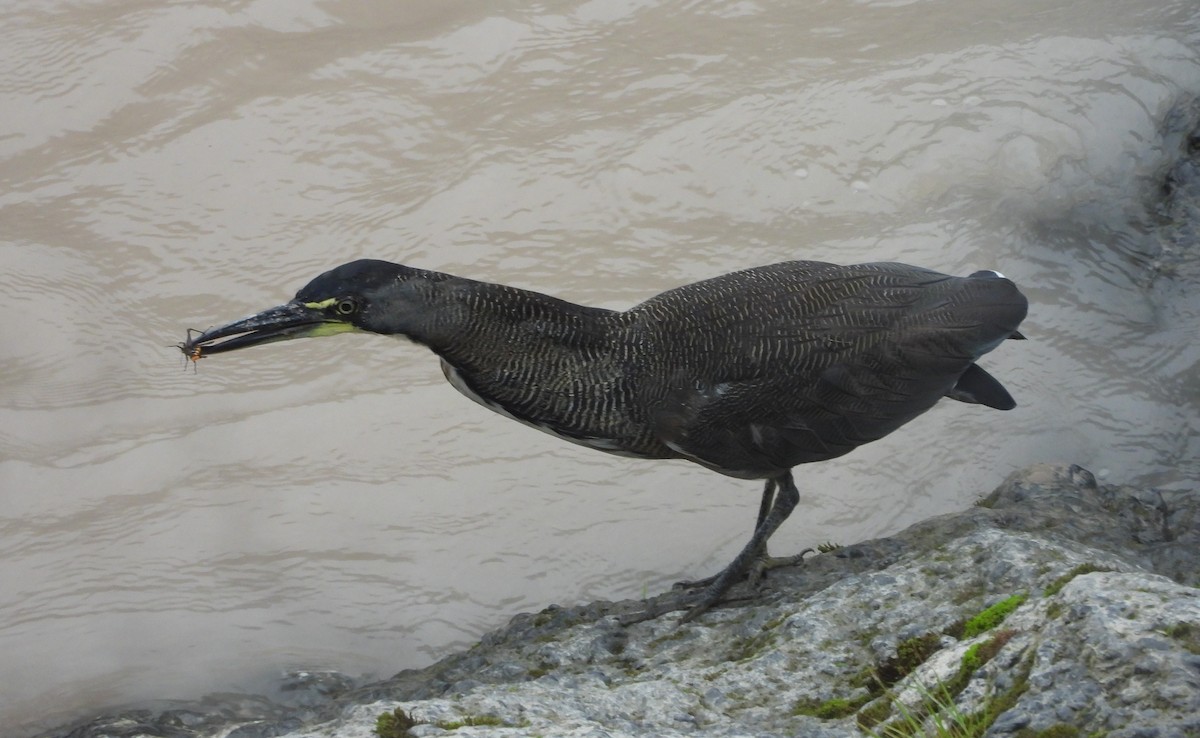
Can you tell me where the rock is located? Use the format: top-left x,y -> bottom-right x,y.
37,463 -> 1200,738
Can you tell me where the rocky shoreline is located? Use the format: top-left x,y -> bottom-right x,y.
46,463 -> 1199,738
41,91 -> 1200,738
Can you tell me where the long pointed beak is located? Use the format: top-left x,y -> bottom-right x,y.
180,302 -> 353,358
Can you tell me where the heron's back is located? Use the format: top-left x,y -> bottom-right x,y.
622,261 -> 1027,477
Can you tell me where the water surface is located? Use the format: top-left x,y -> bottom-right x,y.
2,1 -> 1198,734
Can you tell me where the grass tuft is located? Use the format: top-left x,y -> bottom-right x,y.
375,708 -> 417,738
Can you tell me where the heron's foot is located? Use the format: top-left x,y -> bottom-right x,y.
628,547 -> 808,625
617,597 -> 689,626
620,555 -> 767,626
677,556 -> 752,624
617,588 -> 757,626
671,546 -> 814,591
673,546 -> 815,624
746,548 -> 815,585
671,571 -> 720,591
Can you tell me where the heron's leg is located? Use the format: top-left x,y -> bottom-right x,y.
753,477 -> 775,529
673,479 -> 777,590
679,470 -> 800,623
743,476 -> 814,583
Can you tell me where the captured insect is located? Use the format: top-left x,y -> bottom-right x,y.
176,328 -> 207,372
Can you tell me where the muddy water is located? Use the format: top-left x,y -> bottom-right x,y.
2,0 -> 1198,734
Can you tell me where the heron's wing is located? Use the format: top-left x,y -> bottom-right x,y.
639,263 -> 1027,477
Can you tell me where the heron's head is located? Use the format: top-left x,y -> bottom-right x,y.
180,259 -> 418,358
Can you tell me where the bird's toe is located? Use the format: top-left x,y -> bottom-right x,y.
672,572 -> 720,591
756,547 -> 815,576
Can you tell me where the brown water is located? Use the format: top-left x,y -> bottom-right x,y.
2,1 -> 1199,734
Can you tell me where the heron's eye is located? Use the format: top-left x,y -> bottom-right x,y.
334,298 -> 358,316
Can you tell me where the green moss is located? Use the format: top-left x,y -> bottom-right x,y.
855,696 -> 892,730
876,632 -> 942,686
801,636 -> 932,724
947,593 -> 1026,639
959,642 -> 985,674
848,625 -> 1019,735
884,627 -> 1015,733
863,646 -> 1033,738
725,628 -> 778,662
982,629 -> 1016,660
862,681 -> 984,737
375,707 -> 417,738
958,627 -> 1012,674
648,628 -> 690,649
762,614 -> 788,630
814,697 -> 859,719
1163,622 -> 1200,654
898,633 -> 942,664
1044,564 -> 1111,597
906,627 -> 1014,714
436,715 -> 507,730
971,653 -> 1032,728
793,695 -> 869,719
1016,725 -> 1082,738
849,666 -> 877,691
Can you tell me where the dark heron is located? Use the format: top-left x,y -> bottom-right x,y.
180,259 -> 1027,622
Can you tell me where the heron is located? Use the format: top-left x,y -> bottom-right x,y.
181,258 -> 1027,623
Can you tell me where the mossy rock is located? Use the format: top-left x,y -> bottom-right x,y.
1016,725 -> 1082,738
375,707 -> 417,738
793,695 -> 869,719
877,632 -> 943,686
947,593 -> 1026,639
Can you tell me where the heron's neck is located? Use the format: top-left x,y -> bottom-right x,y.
384,271 -> 646,444
408,274 -> 618,369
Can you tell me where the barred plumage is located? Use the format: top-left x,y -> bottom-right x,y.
182,258 -> 1028,622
